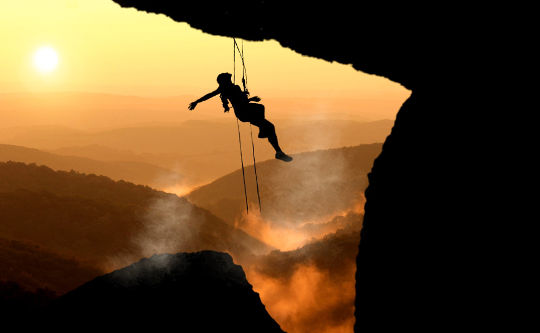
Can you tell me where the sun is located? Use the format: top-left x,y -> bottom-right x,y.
33,46 -> 59,73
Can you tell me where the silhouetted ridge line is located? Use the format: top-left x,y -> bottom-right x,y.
188,144 -> 381,224
0,143 -> 181,189
40,251 -> 285,332
0,161 -> 273,265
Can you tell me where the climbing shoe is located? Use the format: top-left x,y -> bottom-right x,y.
275,151 -> 293,162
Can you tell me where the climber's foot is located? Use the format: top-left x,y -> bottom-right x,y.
275,151 -> 293,162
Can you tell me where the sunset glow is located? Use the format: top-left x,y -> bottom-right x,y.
0,1 -> 410,333
0,0 -> 409,122
33,46 -> 59,73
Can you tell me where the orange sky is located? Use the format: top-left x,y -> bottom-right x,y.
0,5 -> 407,331
0,0 -> 410,124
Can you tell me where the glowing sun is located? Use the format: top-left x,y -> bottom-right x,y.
33,46 -> 59,73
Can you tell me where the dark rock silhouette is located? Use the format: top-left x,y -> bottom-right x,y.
0,281 -> 56,319
41,251 -> 284,332
111,1 -> 495,331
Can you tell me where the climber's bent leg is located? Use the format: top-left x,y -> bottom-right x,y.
250,119 -> 293,162
251,119 -> 279,152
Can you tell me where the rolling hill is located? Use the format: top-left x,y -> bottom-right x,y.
0,237 -> 101,294
1,119 -> 393,187
0,144 -> 183,189
188,143 -> 382,226
0,162 -> 272,272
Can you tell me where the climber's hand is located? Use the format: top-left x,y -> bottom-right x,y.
250,96 -> 261,102
188,102 -> 198,110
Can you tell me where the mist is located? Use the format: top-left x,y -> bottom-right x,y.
244,212 -> 363,333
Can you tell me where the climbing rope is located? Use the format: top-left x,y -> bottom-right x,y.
233,38 -> 248,92
233,37 -> 262,213
249,123 -> 262,211
236,117 -> 249,213
233,38 -> 249,213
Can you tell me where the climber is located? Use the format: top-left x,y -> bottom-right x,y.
188,72 -> 293,162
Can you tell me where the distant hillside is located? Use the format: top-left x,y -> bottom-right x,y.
0,144 -> 182,189
278,119 -> 393,152
52,144 -> 158,163
188,143 -> 382,225
1,120 -> 392,156
247,212 -> 362,333
0,237 -> 101,294
1,119 -> 393,186
0,121 -> 238,155
0,160 -> 163,207
0,162 -> 272,270
254,214 -> 362,277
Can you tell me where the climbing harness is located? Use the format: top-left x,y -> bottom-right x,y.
233,38 -> 262,214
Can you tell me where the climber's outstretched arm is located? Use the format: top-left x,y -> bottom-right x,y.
188,89 -> 220,110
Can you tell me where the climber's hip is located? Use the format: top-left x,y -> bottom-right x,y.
234,103 -> 265,123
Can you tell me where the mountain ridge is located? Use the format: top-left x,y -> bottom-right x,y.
39,251 -> 285,332
0,161 -> 273,269
188,143 -> 381,225
0,143 -> 182,189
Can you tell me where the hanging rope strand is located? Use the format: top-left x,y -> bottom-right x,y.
232,39 -> 246,75
242,41 -> 262,212
233,38 -> 248,92
232,37 -> 261,213
249,125 -> 262,212
242,40 -> 249,91
236,118 -> 249,213
240,40 -> 261,212
242,40 -> 248,92
233,38 -> 249,213
233,38 -> 236,83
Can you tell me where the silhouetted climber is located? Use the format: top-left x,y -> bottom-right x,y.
189,73 -> 293,162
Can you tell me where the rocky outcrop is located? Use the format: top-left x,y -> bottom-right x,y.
43,251 -> 284,332
111,1 -> 477,90
110,1 -> 489,330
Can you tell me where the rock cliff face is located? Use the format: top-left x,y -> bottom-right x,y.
111,1 -> 488,330
45,251 -> 284,332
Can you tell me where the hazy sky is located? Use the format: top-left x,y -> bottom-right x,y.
0,0 -> 409,117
